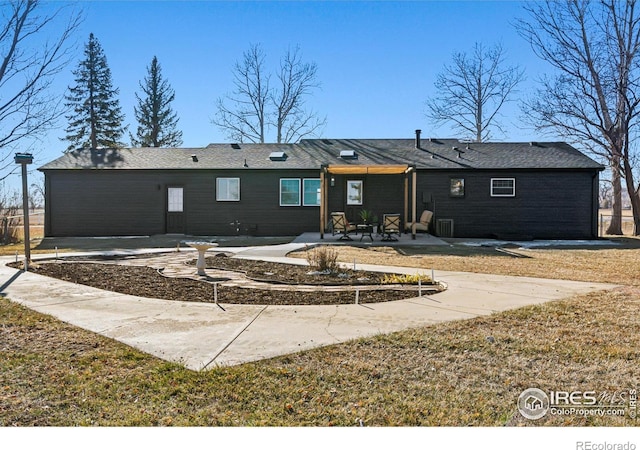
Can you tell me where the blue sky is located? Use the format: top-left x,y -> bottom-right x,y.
14,0 -> 552,189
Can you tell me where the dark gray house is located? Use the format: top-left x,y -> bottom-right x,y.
39,132 -> 604,239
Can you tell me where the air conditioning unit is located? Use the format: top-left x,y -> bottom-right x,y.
436,219 -> 454,237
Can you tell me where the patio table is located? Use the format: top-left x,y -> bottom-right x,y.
357,223 -> 374,241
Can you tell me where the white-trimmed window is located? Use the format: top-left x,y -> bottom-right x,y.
346,180 -> 363,205
216,177 -> 240,201
167,187 -> 184,212
491,178 -> 516,197
280,178 -> 301,206
303,179 -> 321,206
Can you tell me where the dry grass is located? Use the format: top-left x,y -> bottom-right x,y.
1,287 -> 637,426
289,237 -> 640,286
1,236 -> 639,426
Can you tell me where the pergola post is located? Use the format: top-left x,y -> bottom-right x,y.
320,166 -> 326,239
411,167 -> 417,239
404,174 -> 409,229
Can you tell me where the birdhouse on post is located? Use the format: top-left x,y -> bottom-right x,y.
15,153 -> 33,270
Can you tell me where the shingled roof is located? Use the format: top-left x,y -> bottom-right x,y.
38,139 -> 604,171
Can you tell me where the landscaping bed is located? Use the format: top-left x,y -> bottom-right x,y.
201,254 -> 395,285
21,255 -> 438,306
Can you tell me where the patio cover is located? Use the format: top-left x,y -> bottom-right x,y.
325,164 -> 410,175
320,164 -> 418,239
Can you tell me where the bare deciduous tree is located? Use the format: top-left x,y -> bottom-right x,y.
425,42 -> 524,142
214,44 -> 325,143
517,0 -> 640,235
0,0 -> 81,177
272,46 -> 326,144
213,44 -> 270,144
29,180 -> 43,209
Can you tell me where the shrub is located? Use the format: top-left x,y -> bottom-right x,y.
381,273 -> 432,284
306,246 -> 341,273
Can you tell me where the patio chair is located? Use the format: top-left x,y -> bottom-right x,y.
405,210 -> 433,233
330,212 -> 357,240
381,214 -> 401,241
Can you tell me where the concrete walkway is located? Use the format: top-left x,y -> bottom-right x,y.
0,244 -> 618,371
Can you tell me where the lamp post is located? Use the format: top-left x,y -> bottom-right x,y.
14,153 -> 33,270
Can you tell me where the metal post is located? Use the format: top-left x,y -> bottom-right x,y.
21,162 -> 30,268
15,153 -> 33,271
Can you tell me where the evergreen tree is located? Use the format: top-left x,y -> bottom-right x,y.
64,33 -> 126,151
131,56 -> 183,147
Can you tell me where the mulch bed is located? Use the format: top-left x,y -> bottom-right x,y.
20,256 -> 435,306
201,254 -> 390,285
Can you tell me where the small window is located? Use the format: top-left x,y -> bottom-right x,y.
303,179 -> 321,206
280,178 -> 301,206
346,180 -> 363,205
217,178 -> 240,201
450,178 -> 465,197
491,178 -> 515,197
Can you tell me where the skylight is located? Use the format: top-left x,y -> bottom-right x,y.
269,151 -> 287,161
340,150 -> 357,159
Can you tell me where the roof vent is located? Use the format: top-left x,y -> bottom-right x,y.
340,150 -> 358,159
529,142 -> 539,147
231,143 -> 241,149
269,151 -> 287,161
191,154 -> 198,162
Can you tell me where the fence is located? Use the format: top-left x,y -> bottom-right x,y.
0,210 -> 44,244
599,214 -> 636,236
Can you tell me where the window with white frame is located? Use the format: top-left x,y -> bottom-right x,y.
346,180 -> 363,205
280,178 -> 301,206
491,178 -> 516,197
303,179 -> 321,206
216,177 -> 240,201
167,187 -> 183,212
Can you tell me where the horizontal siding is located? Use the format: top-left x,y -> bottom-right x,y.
416,170 -> 597,239
44,167 -> 599,239
45,169 -> 322,237
47,171 -> 165,236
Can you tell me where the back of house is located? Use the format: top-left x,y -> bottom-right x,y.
38,133 -> 604,239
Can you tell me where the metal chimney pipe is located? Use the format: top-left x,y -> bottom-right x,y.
415,129 -> 422,149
